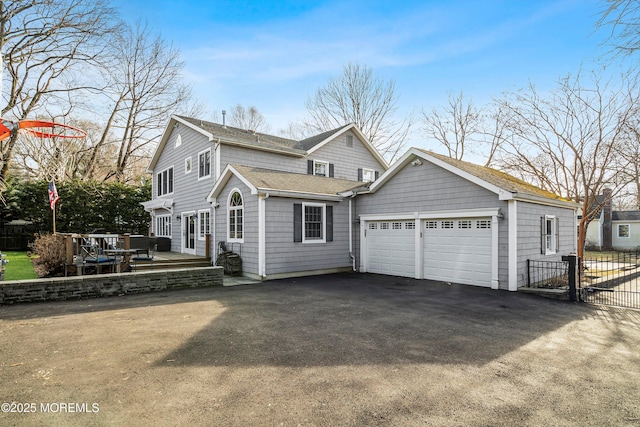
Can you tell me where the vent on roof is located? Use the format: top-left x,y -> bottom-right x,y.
222,110 -> 226,128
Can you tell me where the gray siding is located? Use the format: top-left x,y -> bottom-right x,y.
213,176 -> 259,275
152,126 -> 216,256
219,130 -> 385,181
355,160 -> 510,289
516,201 -> 577,287
221,145 -> 302,174
309,130 -> 385,181
358,160 -> 503,214
265,197 -> 351,275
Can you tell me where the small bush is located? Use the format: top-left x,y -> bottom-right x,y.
31,234 -> 66,277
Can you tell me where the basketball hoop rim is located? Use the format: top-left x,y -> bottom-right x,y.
0,119 -> 87,141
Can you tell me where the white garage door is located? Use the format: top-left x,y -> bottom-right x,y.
365,221 -> 415,278
423,218 -> 492,287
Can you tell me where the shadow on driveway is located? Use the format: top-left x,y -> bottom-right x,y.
149,272 -> 594,367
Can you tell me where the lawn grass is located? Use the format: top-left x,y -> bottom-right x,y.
2,251 -> 38,281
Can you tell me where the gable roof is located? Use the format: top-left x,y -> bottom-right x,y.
301,123 -> 388,169
177,115 -> 302,151
207,164 -> 366,202
369,147 -> 577,208
147,116 -> 388,172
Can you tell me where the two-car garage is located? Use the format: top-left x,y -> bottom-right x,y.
363,216 -> 495,287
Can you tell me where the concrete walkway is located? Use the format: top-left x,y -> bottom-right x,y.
223,274 -> 260,286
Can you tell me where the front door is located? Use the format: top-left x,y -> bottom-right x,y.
182,212 -> 196,254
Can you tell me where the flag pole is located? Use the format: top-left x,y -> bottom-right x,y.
48,180 -> 59,235
53,202 -> 56,235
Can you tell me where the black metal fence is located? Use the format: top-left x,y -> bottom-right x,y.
580,252 -> 640,309
527,259 -> 569,289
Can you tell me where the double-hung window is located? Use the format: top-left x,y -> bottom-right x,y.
304,204 -> 324,241
314,161 -> 328,177
307,160 -> 334,177
198,148 -> 211,179
293,203 -> 333,243
541,215 -> 559,254
156,167 -> 174,197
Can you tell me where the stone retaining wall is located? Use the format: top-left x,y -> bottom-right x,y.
0,267 -> 224,305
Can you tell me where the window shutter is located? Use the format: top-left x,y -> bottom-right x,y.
374,171 -> 379,180
540,216 -> 546,254
329,163 -> 334,178
357,168 -> 363,181
326,205 -> 333,242
294,204 -> 302,242
555,217 -> 560,251
307,160 -> 313,175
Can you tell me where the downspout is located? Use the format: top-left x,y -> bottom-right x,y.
348,193 -> 357,271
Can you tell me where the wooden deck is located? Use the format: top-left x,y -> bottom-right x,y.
133,251 -> 211,272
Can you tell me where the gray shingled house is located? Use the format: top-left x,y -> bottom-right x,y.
143,116 -> 578,290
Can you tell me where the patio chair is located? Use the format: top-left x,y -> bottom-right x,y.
131,244 -> 157,271
78,244 -> 116,275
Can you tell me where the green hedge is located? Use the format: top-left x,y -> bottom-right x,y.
0,179 -> 151,235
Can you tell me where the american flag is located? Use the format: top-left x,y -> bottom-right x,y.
48,181 -> 59,210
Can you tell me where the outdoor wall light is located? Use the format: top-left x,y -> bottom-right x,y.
411,158 -> 423,166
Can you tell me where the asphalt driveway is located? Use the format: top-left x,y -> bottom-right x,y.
1,273 -> 639,426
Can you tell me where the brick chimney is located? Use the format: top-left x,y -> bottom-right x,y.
602,188 -> 613,251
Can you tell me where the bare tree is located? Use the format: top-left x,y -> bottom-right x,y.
305,62 -> 412,161
422,92 -> 505,166
610,117 -> 640,209
596,0 -> 640,57
494,71 -> 639,258
228,104 -> 270,132
277,121 -> 307,140
0,0 -> 118,184
89,22 -> 193,183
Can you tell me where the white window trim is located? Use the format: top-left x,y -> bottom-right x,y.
362,167 -> 376,182
313,160 -> 329,177
302,202 -> 326,244
227,188 -> 244,243
198,148 -> 212,180
618,224 -> 630,238
157,166 -> 174,197
175,133 -> 182,148
198,209 -> 211,241
545,215 -> 558,255
155,214 -> 172,238
185,156 -> 192,174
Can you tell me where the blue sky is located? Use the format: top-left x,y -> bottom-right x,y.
112,0 -> 618,147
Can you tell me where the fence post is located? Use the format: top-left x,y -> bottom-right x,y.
563,254 -> 578,302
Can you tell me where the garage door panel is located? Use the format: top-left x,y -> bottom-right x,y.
366,221 -> 415,278
423,218 -> 492,287
366,217 -> 493,286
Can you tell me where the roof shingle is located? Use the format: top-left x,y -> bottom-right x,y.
418,149 -> 571,202
231,164 -> 365,196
